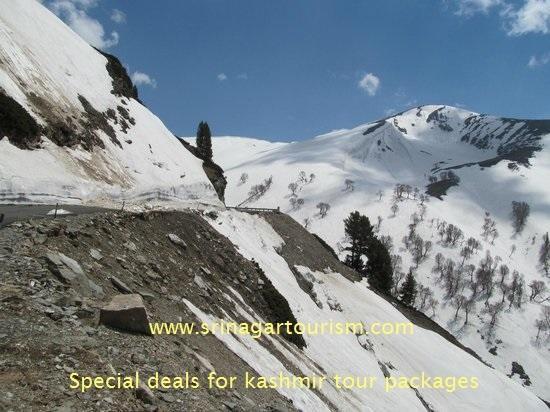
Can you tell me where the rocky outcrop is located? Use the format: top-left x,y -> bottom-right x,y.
178,138 -> 228,202
0,88 -> 41,149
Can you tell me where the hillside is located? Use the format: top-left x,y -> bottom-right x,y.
1,208 -> 547,411
213,105 -> 550,401
0,0 -> 221,208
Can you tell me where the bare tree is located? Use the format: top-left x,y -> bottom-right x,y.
442,224 -> 464,247
344,179 -> 355,192
481,212 -> 499,244
392,271 -> 406,296
529,280 -> 547,302
316,202 -> 330,218
534,306 -> 550,342
380,235 -> 394,252
507,271 -> 525,309
540,233 -> 550,276
303,217 -> 312,229
460,237 -> 482,265
463,297 -> 476,326
482,301 -> 505,330
511,201 -> 530,234
298,171 -> 308,184
246,176 -> 274,203
288,182 -> 299,196
309,173 -> 316,183
289,197 -> 304,211
390,202 -> 399,217
476,251 -> 497,304
375,216 -> 383,232
452,294 -> 467,320
376,190 -> 383,201
393,184 -> 406,201
390,254 -> 403,274
417,285 -> 434,312
411,236 -> 432,267
238,173 -> 249,186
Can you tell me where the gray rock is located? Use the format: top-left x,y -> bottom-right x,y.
167,233 -> 187,249
194,275 -> 208,291
138,290 -> 156,302
136,382 -> 155,404
110,276 -> 133,294
99,294 -> 151,335
45,251 -> 104,298
223,401 -> 238,410
90,248 -> 103,261
200,266 -> 212,276
136,255 -> 147,265
145,269 -> 161,281
124,241 -> 137,252
131,353 -> 147,365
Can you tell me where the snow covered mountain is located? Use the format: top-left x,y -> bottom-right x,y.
1,1 -> 548,410
0,0 -> 221,208
213,105 -> 550,401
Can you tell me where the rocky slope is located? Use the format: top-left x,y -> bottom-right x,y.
1,209 -> 548,411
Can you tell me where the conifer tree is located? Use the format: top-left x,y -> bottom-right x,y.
400,270 -> 417,306
365,237 -> 393,295
196,121 -> 213,161
344,211 -> 374,272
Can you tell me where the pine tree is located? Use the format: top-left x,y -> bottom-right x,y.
400,270 -> 417,306
344,211 -> 374,272
196,121 -> 213,161
365,237 -> 393,295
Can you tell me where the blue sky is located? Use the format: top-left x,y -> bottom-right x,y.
48,0 -> 550,141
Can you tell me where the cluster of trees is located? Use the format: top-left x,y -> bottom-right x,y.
431,247 -> 531,331
247,176 -> 273,202
393,183 -> 422,201
343,211 -> 393,295
390,242 -> 438,310
435,221 -> 464,247
287,171 -> 315,211
390,183 -> 429,218
402,213 -> 433,267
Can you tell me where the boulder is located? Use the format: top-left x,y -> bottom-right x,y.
99,294 -> 151,335
89,249 -> 103,261
45,252 -> 104,298
167,233 -> 187,249
110,275 -> 133,294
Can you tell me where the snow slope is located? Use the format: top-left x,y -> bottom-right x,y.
197,209 -> 548,411
0,0 -> 221,208
213,106 -> 550,401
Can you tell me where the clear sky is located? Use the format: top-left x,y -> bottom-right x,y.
47,0 -> 550,141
